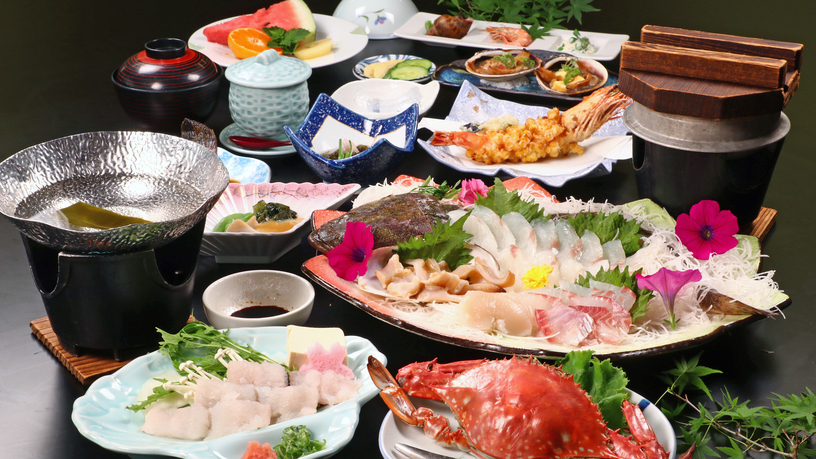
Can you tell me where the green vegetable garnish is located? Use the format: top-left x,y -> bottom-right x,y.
493,52 -> 516,68
253,200 -> 297,224
474,178 -> 546,222
396,213 -> 473,270
126,379 -> 175,412
410,176 -> 461,200
263,26 -> 310,55
213,212 -> 253,232
519,56 -> 535,68
568,210 -> 642,256
425,20 -> 433,32
274,425 -> 327,459
560,58 -> 582,85
575,266 -> 654,321
557,350 -> 629,430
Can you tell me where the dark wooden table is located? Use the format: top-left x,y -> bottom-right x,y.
0,0 -> 813,457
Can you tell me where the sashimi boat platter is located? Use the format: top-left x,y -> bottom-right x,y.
305,176 -> 788,358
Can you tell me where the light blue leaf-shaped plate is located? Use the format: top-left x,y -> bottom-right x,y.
218,147 -> 271,184
72,327 -> 385,459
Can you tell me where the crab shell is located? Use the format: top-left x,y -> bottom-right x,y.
431,357 -> 617,459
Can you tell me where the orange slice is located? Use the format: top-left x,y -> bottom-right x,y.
227,28 -> 282,60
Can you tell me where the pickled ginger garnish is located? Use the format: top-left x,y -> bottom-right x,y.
59,201 -> 151,229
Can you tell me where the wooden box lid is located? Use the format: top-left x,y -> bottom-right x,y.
618,25 -> 802,119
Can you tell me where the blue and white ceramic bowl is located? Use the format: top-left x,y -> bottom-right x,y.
284,94 -> 418,186
352,54 -> 436,82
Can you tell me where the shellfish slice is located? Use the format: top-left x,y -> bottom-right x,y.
701,291 -> 777,317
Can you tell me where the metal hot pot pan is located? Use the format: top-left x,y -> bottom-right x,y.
0,131 -> 229,253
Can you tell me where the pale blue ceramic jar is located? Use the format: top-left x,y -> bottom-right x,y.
225,50 -> 312,139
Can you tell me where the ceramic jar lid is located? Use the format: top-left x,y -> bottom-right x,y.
114,38 -> 220,91
226,50 -> 312,89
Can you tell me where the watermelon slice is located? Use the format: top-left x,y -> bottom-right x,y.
203,0 -> 316,46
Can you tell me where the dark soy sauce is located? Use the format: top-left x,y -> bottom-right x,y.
231,305 -> 288,318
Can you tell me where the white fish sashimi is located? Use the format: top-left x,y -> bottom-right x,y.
602,239 -> 626,266
462,212 -> 500,262
472,205 -> 516,251
460,291 -> 536,336
531,218 -> 558,253
555,220 -> 582,262
535,305 -> 593,346
502,212 -> 537,255
577,231 -> 604,266
571,296 -> 632,345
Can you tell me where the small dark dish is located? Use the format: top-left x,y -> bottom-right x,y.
112,38 -> 223,130
465,49 -> 542,82
284,94 -> 418,186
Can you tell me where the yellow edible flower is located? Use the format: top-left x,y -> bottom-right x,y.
522,265 -> 553,290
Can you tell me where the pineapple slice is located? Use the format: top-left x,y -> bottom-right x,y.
294,38 -> 333,61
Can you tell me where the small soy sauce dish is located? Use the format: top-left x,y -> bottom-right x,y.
202,270 -> 314,329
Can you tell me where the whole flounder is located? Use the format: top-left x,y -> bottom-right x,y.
309,193 -> 462,253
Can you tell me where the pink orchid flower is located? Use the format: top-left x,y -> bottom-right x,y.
459,178 -> 489,205
675,200 -> 739,260
636,267 -> 702,329
327,221 -> 374,282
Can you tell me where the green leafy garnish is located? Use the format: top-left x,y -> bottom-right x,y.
396,214 -> 473,269
519,56 -> 535,68
568,210 -> 642,256
560,58 -> 582,84
274,425 -> 327,459
493,52 -> 516,67
438,0 -> 599,40
410,176 -> 461,200
475,178 -> 546,222
213,212 -> 253,232
575,266 -> 654,321
254,200 -> 297,223
425,20 -> 433,32
557,350 -> 629,430
126,379 -> 174,412
262,26 -> 310,55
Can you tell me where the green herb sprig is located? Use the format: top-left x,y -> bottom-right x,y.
410,176 -> 461,200
559,58 -> 582,85
568,210 -> 643,256
493,52 -> 516,67
575,266 -> 654,321
438,0 -> 599,39
396,214 -> 473,269
658,353 -> 816,459
263,26 -> 310,55
474,178 -> 547,222
274,425 -> 327,459
557,350 -> 630,430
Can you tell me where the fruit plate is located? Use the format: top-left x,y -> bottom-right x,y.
72,327 -> 385,459
378,391 -> 677,459
201,182 -> 360,263
417,80 -> 632,188
188,14 -> 369,68
393,12 -> 629,61
301,175 -> 789,360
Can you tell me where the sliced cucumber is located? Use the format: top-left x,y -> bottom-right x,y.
386,65 -> 429,80
399,58 -> 433,70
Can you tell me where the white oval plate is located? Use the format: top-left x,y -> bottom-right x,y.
72,327 -> 385,459
331,79 -> 440,119
352,54 -> 436,82
188,14 -> 369,68
378,390 -> 676,459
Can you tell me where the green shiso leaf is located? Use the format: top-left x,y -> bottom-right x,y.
557,350 -> 630,430
575,266 -> 654,321
568,211 -> 642,256
475,178 -> 547,222
395,213 -> 473,269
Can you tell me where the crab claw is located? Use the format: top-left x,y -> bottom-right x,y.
609,400 -> 670,459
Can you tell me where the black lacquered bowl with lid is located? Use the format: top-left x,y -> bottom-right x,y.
112,38 -> 223,130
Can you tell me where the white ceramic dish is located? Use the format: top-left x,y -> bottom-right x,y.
393,12 -> 629,61
378,391 -> 676,459
220,123 -> 296,157
218,147 -> 271,183
201,182 -> 360,263
72,327 -> 386,459
417,80 -> 632,188
203,270 -> 315,329
188,14 -> 369,68
331,79 -> 440,119
352,54 -> 437,82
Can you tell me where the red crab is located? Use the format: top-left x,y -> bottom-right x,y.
368,356 -> 691,459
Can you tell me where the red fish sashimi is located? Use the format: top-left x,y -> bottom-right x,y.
203,0 -> 316,45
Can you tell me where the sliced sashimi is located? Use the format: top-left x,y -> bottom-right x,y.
502,212 -> 537,255
571,296 -> 632,345
532,218 -> 558,252
602,239 -> 626,266
577,230 -> 604,266
472,205 -> 516,251
535,305 -> 593,346
555,220 -> 582,261
460,291 -> 536,336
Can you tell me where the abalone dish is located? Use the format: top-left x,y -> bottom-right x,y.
465,49 -> 542,82
535,56 -> 608,95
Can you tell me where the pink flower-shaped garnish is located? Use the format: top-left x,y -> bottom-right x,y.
459,178 -> 489,205
636,267 -> 702,329
675,200 -> 739,260
327,221 -> 374,282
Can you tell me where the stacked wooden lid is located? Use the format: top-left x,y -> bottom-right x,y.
619,25 -> 803,119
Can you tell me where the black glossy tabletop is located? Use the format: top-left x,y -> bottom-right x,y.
0,1 -> 813,458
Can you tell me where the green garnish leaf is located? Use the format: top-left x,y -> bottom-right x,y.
575,266 -> 654,321
425,20 -> 433,32
263,26 -> 310,55
493,52 -> 516,67
410,176 -> 461,200
213,212 -> 253,232
557,350 -> 629,430
274,425 -> 326,459
560,58 -> 582,84
125,379 -> 173,412
253,200 -> 297,223
568,211 -> 642,256
396,213 -> 473,269
475,178 -> 546,222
